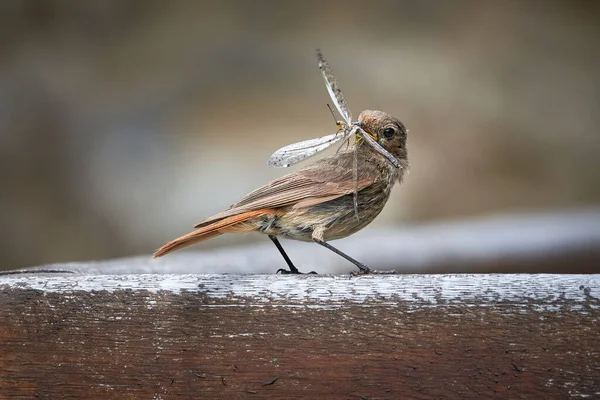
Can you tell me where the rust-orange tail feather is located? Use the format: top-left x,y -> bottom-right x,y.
153,209 -> 275,258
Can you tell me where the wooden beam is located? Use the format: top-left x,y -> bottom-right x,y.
1,273 -> 598,398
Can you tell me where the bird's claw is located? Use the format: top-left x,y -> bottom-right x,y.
351,267 -> 398,276
276,268 -> 318,275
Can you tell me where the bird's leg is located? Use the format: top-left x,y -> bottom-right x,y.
269,235 -> 316,274
313,239 -> 397,275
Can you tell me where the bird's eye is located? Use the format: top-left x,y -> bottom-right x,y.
383,127 -> 395,139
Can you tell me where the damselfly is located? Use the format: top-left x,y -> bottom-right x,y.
267,50 -> 400,169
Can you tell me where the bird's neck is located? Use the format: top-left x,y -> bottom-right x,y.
352,140 -> 409,184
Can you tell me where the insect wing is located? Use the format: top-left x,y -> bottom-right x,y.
267,131 -> 350,168
317,50 -> 352,124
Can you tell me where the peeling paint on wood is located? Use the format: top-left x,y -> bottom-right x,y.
1,274 -> 598,309
1,273 -> 599,398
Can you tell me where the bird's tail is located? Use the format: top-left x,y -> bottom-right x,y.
153,208 -> 275,258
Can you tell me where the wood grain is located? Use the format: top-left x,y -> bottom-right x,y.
1,274 -> 598,399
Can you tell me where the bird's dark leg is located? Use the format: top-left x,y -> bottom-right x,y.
313,239 -> 397,275
269,235 -> 316,274
269,235 -> 298,274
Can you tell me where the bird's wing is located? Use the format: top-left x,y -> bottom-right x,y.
194,152 -> 380,228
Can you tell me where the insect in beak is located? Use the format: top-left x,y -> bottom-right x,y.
267,51 -> 401,171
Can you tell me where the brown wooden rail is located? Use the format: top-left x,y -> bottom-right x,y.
1,273 -> 599,399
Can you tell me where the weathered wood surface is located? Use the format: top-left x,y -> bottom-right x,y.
1,273 -> 599,399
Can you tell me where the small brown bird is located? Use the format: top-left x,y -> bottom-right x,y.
153,110 -> 409,274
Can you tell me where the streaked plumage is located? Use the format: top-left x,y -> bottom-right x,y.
154,110 -> 409,274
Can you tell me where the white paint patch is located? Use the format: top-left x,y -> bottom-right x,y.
1,274 -> 598,312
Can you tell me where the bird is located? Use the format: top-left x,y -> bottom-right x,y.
153,110 -> 409,274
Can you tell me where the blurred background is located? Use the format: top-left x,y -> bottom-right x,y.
1,0 -> 599,272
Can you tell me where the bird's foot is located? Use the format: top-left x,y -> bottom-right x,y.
351,266 -> 398,275
276,268 -> 318,275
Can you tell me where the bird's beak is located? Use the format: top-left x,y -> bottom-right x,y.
355,126 -> 401,168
